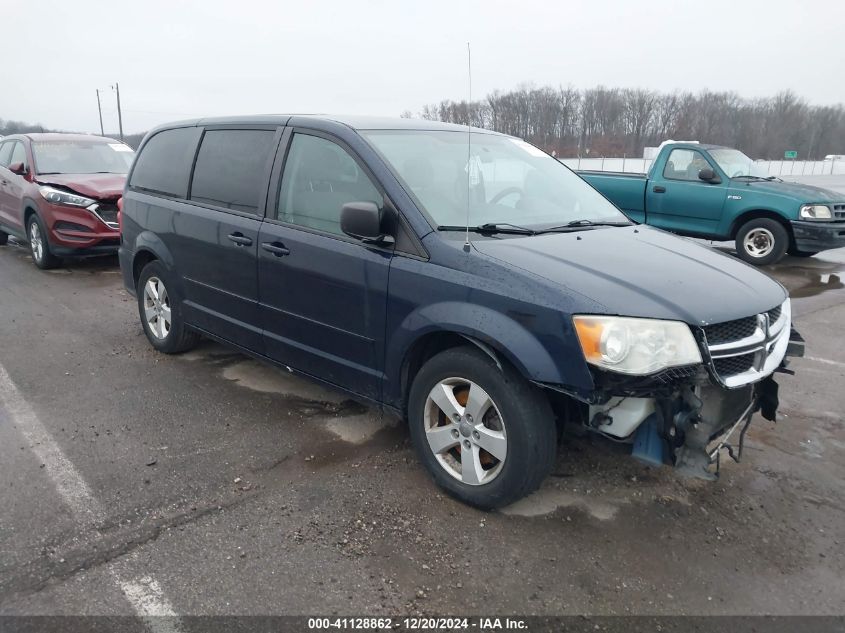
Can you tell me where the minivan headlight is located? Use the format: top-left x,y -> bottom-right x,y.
573,316 -> 702,375
799,204 -> 832,220
38,185 -> 96,208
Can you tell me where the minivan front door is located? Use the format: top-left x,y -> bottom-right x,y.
257,131 -> 391,400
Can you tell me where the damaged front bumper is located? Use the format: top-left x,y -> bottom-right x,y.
553,325 -> 805,481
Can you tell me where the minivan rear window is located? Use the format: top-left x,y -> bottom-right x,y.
129,127 -> 202,198
190,129 -> 277,214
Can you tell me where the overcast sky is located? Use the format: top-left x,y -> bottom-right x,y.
3,0 -> 843,134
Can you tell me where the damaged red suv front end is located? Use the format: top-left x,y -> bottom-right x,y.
0,133 -> 134,268
35,173 -> 125,255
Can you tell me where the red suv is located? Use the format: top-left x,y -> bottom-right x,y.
0,133 -> 134,269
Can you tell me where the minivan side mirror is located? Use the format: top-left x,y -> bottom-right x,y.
8,162 -> 27,176
341,202 -> 394,246
698,168 -> 720,183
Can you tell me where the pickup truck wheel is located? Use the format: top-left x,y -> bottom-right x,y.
137,261 -> 201,354
408,346 -> 557,509
28,215 -> 61,270
735,219 -> 788,266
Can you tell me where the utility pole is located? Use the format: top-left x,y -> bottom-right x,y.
112,82 -> 124,141
95,89 -> 105,136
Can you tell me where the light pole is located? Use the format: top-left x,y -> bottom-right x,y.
112,83 -> 124,141
95,89 -> 105,136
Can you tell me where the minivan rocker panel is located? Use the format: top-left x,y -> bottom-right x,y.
119,114 -> 802,509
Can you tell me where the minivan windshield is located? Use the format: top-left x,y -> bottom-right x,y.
32,140 -> 135,175
362,130 -> 629,230
709,148 -> 768,179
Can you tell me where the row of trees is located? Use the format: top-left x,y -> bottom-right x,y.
409,87 -> 845,159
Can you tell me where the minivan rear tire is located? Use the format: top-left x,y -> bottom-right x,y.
137,261 -> 201,354
408,346 -> 557,509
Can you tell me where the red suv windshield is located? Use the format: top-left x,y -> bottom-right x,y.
32,140 -> 135,175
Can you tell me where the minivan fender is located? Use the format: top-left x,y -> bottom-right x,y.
387,301 -> 589,406
129,231 -> 182,288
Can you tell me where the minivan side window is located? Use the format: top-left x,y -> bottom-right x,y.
277,133 -> 381,236
190,129 -> 277,214
0,142 -> 12,167
663,148 -> 710,181
129,127 -> 202,198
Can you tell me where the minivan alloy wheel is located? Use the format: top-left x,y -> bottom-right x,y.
143,277 -> 172,340
743,227 -> 775,258
424,377 -> 507,485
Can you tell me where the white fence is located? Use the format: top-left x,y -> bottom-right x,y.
560,157 -> 845,176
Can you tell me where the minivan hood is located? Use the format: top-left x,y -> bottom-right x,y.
733,179 -> 843,203
472,226 -> 787,325
35,173 -> 126,200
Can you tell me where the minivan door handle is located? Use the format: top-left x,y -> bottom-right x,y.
653,185 -> 666,193
261,242 -> 290,257
227,232 -> 253,246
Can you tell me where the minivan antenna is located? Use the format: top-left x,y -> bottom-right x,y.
464,42 -> 472,252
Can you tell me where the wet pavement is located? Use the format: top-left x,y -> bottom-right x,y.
1,236 -> 844,618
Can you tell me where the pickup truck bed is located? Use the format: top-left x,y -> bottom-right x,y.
579,171 -> 647,223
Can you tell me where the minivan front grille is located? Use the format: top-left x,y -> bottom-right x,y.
703,317 -> 757,345
713,353 -> 755,377
703,301 -> 791,388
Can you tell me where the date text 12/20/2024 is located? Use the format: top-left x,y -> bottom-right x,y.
308,617 -> 528,630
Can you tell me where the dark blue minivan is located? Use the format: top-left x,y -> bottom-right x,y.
119,115 -> 802,508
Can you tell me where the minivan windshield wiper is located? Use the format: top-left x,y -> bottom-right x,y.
535,219 -> 632,234
438,223 -> 536,235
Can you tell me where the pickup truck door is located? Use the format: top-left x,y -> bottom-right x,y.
645,148 -> 727,236
257,130 -> 391,401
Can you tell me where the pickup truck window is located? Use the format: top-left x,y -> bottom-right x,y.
277,133 -> 382,236
663,149 -> 710,181
363,130 -> 627,230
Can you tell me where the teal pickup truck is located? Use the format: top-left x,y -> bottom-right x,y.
579,142 -> 845,265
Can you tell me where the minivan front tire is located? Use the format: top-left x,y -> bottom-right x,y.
137,261 -> 201,354
408,346 -> 557,509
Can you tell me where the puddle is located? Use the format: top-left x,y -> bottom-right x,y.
502,488 -> 624,520
221,359 -> 347,404
764,252 -> 845,299
323,412 -> 396,444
